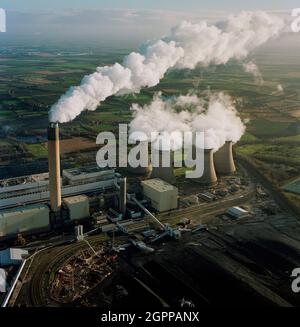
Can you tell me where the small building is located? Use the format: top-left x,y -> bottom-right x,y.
141,178 -> 178,212
198,192 -> 216,202
227,206 -> 249,219
63,166 -> 115,185
64,195 -> 90,221
0,248 -> 28,266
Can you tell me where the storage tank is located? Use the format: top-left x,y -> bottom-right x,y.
214,141 -> 236,175
193,149 -> 217,185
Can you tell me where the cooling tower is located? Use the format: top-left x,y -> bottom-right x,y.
127,141 -> 152,175
214,141 -> 236,175
150,150 -> 176,184
194,148 -> 217,185
48,122 -> 62,212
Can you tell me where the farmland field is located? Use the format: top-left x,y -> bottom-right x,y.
0,42 -> 299,208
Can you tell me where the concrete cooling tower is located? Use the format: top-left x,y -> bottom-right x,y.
214,141 -> 236,175
194,149 -> 217,185
48,122 -> 62,212
127,141 -> 152,176
150,150 -> 176,184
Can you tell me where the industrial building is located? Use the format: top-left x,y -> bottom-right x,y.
64,195 -> 90,221
0,123 -> 118,240
199,192 -> 217,202
0,248 -> 28,266
141,178 -> 178,212
0,124 -> 115,210
0,166 -> 116,210
0,120 -> 240,242
0,204 -> 50,238
227,207 -> 249,219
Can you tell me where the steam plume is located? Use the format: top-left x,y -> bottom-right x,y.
49,11 -> 284,123
243,61 -> 264,84
271,83 -> 284,95
129,92 -> 246,151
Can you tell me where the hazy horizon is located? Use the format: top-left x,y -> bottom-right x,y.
0,9 -> 298,46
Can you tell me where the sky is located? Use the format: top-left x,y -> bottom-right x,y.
0,0 -> 299,11
0,0 -> 298,46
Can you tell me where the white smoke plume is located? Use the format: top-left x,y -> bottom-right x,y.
243,61 -> 264,84
129,92 -> 246,151
277,84 -> 284,92
271,83 -> 284,95
49,11 -> 284,123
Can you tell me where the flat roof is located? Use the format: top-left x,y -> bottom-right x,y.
64,195 -> 89,205
0,173 -> 49,187
0,204 -> 49,219
64,165 -> 114,176
1,248 -> 28,260
141,178 -> 177,192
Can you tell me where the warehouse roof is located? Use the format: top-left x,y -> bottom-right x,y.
141,178 -> 177,192
0,204 -> 49,220
64,195 -> 88,205
227,206 -> 249,218
0,248 -> 28,262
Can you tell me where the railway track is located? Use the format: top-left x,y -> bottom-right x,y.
29,235 -> 107,306
159,188 -> 255,224
27,188 -> 255,306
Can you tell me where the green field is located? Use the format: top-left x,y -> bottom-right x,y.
26,144 -> 48,158
0,43 -> 300,194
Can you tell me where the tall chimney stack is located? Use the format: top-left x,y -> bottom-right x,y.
194,148 -> 217,185
48,122 -> 62,212
214,141 -> 236,175
119,177 -> 127,214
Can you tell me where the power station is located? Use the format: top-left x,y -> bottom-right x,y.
0,124 -> 237,241
0,123 -> 120,240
